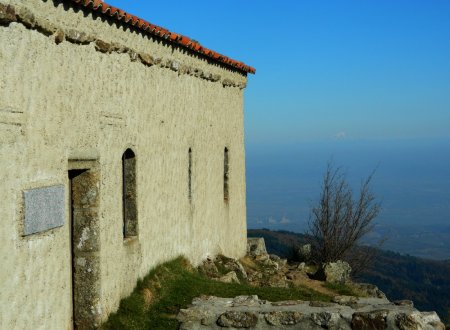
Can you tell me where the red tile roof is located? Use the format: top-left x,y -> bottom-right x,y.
70,0 -> 256,74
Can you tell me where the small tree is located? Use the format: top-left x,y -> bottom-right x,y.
307,162 -> 381,266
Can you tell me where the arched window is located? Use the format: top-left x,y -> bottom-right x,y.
122,148 -> 137,238
188,148 -> 192,202
224,147 -> 229,202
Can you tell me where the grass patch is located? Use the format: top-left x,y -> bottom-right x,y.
101,257 -> 332,330
323,282 -> 359,296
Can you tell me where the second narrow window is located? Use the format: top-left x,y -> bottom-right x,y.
224,147 -> 229,202
188,148 -> 192,202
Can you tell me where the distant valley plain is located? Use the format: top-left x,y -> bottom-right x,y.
246,138 -> 450,260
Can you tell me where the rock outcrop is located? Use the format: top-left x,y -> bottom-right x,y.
192,238 -> 445,329
178,295 -> 445,329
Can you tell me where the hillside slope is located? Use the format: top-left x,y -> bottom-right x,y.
248,228 -> 450,324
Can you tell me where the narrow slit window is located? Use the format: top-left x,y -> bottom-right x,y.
188,148 -> 192,202
224,147 -> 229,202
122,148 -> 137,238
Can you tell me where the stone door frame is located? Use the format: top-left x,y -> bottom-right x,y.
68,159 -> 101,329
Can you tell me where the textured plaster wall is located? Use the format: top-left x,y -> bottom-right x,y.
0,0 -> 248,328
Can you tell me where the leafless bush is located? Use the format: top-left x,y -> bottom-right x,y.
307,162 -> 381,267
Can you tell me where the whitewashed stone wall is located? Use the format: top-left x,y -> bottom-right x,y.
0,1 -> 249,328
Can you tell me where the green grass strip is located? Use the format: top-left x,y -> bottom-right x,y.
102,257 -> 332,330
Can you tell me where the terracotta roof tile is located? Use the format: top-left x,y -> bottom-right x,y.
69,0 -> 255,74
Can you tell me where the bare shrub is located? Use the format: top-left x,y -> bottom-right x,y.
307,162 -> 381,268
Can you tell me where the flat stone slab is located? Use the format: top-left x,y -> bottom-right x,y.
177,295 -> 445,329
23,185 -> 65,235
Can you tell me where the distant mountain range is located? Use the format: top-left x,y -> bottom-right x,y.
248,228 -> 450,325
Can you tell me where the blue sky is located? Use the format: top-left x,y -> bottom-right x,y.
105,1 -> 450,144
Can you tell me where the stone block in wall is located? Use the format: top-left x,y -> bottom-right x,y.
23,185 -> 65,236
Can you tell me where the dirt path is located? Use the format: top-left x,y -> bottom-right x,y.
291,275 -> 336,296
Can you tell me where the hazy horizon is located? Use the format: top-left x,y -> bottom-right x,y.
246,137 -> 450,260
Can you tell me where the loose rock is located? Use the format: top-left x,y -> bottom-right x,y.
217,311 -> 258,328
296,244 -> 312,262
216,255 -> 248,280
217,271 -> 240,284
198,258 -> 220,278
323,260 -> 352,284
247,237 -> 267,256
